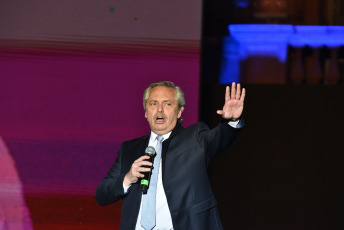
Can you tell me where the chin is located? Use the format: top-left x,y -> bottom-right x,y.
153,127 -> 167,133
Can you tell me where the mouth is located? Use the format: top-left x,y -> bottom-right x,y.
155,114 -> 166,124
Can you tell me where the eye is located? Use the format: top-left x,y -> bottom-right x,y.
149,102 -> 157,107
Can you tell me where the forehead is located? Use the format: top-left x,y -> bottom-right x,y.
148,86 -> 176,100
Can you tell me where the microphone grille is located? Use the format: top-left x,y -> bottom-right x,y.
145,146 -> 156,156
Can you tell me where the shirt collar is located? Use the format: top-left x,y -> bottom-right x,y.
150,131 -> 171,142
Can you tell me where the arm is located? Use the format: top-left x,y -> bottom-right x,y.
95,147 -> 126,206
95,144 -> 152,206
199,82 -> 246,160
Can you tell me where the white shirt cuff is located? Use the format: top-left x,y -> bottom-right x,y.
228,120 -> 240,128
123,182 -> 131,194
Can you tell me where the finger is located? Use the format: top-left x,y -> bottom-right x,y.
240,88 -> 246,102
134,156 -> 150,166
231,82 -> 236,100
143,166 -> 152,172
217,110 -> 224,115
137,166 -> 152,173
138,155 -> 150,161
137,172 -> 145,178
134,156 -> 149,163
236,83 -> 241,100
140,161 -> 153,167
225,86 -> 230,102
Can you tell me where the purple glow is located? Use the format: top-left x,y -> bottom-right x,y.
0,41 -> 200,196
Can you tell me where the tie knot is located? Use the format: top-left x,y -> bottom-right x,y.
156,135 -> 164,142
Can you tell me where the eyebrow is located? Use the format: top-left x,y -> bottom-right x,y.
148,100 -> 173,104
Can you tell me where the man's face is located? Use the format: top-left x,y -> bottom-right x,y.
145,86 -> 183,135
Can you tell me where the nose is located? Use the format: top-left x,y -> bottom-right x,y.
157,103 -> 163,113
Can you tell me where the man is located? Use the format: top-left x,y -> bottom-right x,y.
95,81 -> 245,230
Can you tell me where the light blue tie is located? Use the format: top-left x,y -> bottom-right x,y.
141,135 -> 164,230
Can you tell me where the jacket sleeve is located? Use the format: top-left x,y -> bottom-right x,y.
95,145 -> 127,206
197,120 -> 242,162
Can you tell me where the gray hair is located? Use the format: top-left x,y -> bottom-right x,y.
143,81 -> 185,111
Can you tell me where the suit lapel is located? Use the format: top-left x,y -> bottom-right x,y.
161,123 -> 183,180
136,133 -> 151,159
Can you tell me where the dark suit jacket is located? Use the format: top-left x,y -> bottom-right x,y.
95,121 -> 241,230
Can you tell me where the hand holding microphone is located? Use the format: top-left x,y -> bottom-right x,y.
123,147 -> 156,190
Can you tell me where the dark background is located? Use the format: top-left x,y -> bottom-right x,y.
209,84 -> 344,229
202,6 -> 344,228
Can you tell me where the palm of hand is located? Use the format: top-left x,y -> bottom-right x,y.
217,83 -> 245,120
222,99 -> 243,119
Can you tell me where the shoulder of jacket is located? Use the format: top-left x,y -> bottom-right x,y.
186,122 -> 209,129
180,122 -> 210,134
122,134 -> 149,146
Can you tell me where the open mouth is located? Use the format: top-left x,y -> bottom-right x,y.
155,115 -> 165,124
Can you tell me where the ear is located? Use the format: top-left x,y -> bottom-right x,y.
177,106 -> 184,118
145,111 -> 147,119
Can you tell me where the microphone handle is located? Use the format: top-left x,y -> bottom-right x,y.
141,154 -> 154,194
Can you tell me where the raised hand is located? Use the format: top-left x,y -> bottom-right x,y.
217,82 -> 245,120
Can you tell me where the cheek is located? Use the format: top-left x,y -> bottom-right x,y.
145,111 -> 155,119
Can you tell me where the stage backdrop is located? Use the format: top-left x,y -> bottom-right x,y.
0,1 -> 202,229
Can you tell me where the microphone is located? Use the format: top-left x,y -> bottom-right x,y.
141,146 -> 156,194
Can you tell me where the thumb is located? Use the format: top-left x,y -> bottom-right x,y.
217,110 -> 224,115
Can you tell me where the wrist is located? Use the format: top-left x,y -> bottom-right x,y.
123,174 -> 132,187
229,117 -> 240,122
